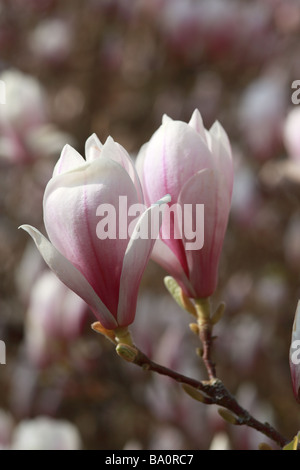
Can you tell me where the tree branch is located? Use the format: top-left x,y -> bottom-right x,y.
122,346 -> 289,449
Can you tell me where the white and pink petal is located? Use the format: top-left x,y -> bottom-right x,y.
52,144 -> 85,177
85,133 -> 102,162
44,156 -> 138,317
117,195 -> 171,326
19,225 -> 118,329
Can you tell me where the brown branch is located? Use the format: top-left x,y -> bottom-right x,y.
123,346 -> 289,449
198,322 -> 216,380
194,298 -> 217,381
96,322 -> 289,448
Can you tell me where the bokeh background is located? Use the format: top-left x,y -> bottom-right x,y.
0,0 -> 300,450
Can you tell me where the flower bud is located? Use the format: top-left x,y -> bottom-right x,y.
21,134 -> 170,330
136,109 -> 233,300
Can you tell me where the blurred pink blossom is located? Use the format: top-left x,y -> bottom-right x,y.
28,18 -> 72,64
231,155 -> 261,228
283,108 -> 300,163
11,417 -> 81,450
0,69 -> 72,163
238,74 -> 286,160
0,410 -> 14,449
25,270 -> 88,367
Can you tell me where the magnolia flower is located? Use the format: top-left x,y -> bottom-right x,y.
290,301 -> 300,402
136,109 -> 233,299
21,135 -> 170,330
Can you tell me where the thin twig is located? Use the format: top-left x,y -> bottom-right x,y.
128,347 -> 289,449
198,322 -> 216,380
194,298 -> 217,380
97,322 -> 289,448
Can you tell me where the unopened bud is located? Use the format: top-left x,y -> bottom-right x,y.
180,291 -> 197,317
218,408 -> 239,425
189,323 -> 199,335
164,276 -> 196,316
116,343 -> 138,362
182,384 -> 214,404
196,347 -> 203,357
211,302 -> 225,325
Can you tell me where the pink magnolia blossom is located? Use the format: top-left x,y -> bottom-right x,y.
136,109 -> 233,299
290,301 -> 300,402
25,270 -> 87,367
20,134 -> 170,330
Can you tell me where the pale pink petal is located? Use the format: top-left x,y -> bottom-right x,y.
142,120 -> 213,206
140,121 -> 213,273
137,110 -> 233,301
188,109 -> 207,142
178,168 -> 231,298
159,201 -> 189,276
209,120 -> 231,156
52,144 -> 85,177
135,142 -> 150,206
43,156 -> 138,318
162,114 -> 173,124
85,133 -> 102,162
151,238 -> 196,298
102,136 -> 144,204
117,195 -> 171,326
19,225 -> 118,329
209,121 -> 234,197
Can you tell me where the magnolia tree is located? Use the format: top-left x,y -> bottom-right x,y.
21,109 -> 300,450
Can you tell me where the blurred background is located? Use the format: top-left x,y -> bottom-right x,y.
0,0 -> 300,450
